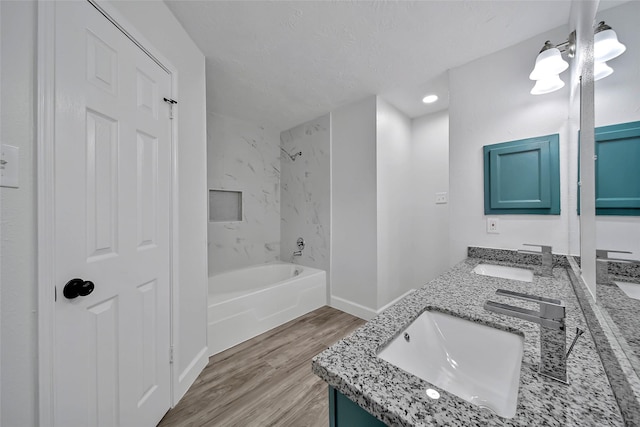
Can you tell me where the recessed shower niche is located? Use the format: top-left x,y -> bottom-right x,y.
209,189 -> 242,222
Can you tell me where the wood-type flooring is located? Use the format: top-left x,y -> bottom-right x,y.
158,306 -> 365,427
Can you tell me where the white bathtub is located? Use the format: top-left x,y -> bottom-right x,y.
208,262 -> 327,356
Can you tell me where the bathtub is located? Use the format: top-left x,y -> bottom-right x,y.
208,262 -> 327,356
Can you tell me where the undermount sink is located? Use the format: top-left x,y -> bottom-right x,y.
473,263 -> 534,282
377,310 -> 524,419
615,281 -> 640,301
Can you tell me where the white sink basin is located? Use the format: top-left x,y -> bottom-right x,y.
473,264 -> 534,282
377,310 -> 524,418
615,281 -> 640,300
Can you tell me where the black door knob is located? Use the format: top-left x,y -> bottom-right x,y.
63,278 -> 95,299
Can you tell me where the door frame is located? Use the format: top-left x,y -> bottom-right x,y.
37,1 -> 180,425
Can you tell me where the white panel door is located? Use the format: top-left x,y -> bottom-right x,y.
53,2 -> 172,426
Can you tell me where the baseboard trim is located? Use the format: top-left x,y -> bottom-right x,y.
329,296 -> 377,320
330,289 -> 416,321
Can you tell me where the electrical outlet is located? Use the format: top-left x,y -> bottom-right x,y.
487,218 -> 499,234
435,192 -> 448,204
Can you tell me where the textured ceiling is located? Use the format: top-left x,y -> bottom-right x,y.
165,1 -> 574,131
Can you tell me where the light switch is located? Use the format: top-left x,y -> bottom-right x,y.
1,144 -> 19,188
435,192 -> 448,204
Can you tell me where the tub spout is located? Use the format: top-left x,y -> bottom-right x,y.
290,250 -> 302,262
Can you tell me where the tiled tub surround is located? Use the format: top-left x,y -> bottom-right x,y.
313,258 -> 624,426
207,113 -> 281,275
279,115 -> 330,276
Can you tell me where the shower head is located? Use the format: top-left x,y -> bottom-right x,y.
280,146 -> 303,161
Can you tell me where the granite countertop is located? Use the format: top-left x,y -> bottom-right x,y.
312,257 -> 625,426
599,277 -> 640,367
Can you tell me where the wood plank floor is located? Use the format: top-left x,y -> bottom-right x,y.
158,306 -> 365,427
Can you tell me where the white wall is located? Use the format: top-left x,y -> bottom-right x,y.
330,96 -> 378,316
0,1 -> 38,425
96,0 -> 210,404
411,110 -> 451,287
376,99 -> 413,307
329,97 -> 451,317
448,24 -> 576,266
207,113 -> 281,275
594,1 -> 640,259
280,115 -> 331,294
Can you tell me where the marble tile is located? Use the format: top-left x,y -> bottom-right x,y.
207,113 -> 281,275
313,253 -> 625,426
280,114 -> 330,279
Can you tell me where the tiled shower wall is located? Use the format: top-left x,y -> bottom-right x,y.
280,114 -> 331,282
207,112 -> 281,275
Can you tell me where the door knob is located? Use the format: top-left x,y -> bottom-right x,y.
63,278 -> 95,299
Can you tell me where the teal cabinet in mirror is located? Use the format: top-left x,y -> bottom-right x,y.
577,121 -> 640,215
483,134 -> 560,215
595,120 -> 640,215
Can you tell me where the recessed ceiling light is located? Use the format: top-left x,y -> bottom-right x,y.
422,94 -> 438,104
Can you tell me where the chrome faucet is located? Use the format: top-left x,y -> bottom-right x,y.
519,244 -> 553,277
290,237 -> 305,262
484,289 -> 571,383
596,249 -> 639,285
289,250 -> 302,263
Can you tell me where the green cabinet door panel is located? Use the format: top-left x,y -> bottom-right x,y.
595,121 -> 640,214
578,121 -> 640,216
484,134 -> 560,215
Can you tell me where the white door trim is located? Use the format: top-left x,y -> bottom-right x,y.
37,2 -> 56,423
36,1 -> 181,425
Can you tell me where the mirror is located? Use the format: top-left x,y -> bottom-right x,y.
593,1 -> 640,378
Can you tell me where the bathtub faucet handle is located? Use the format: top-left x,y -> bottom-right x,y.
296,237 -> 305,251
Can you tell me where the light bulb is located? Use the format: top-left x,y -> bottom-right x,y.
530,74 -> 565,95
529,48 -> 569,80
594,61 -> 613,81
594,29 -> 626,62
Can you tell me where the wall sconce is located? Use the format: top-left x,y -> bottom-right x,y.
529,33 -> 574,95
594,21 -> 626,62
593,21 -> 626,82
530,21 -> 625,95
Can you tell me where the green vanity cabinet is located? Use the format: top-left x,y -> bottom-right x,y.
329,386 -> 387,427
